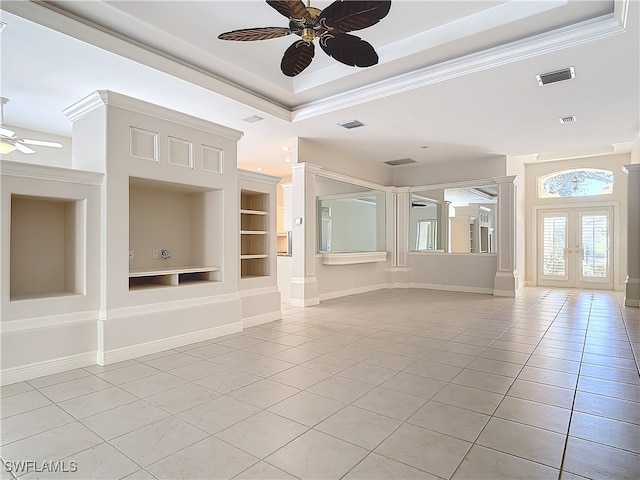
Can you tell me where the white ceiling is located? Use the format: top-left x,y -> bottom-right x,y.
0,0 -> 638,178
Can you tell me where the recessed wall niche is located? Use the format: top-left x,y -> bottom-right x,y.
10,194 -> 85,300
128,177 -> 223,289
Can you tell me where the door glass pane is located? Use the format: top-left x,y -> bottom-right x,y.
543,216 -> 567,276
581,214 -> 608,278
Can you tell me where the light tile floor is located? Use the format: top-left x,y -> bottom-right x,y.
1,287 -> 639,479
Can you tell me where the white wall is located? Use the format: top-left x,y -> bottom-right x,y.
298,138 -> 393,186
392,155 -> 506,186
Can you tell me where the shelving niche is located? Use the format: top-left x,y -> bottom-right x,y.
240,190 -> 268,278
129,177 -> 223,289
10,194 -> 84,300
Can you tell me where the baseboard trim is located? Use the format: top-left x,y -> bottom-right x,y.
624,298 -> 640,307
243,311 -> 282,328
98,322 -> 242,365
411,283 -> 494,295
493,289 -> 517,297
319,283 -> 387,301
1,352 -> 95,386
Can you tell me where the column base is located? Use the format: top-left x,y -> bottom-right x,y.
494,271 -> 518,297
624,276 -> 640,308
385,267 -> 411,288
290,276 -> 320,307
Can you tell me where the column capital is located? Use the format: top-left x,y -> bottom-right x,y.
622,164 -> 640,175
290,162 -> 322,174
492,175 -> 518,185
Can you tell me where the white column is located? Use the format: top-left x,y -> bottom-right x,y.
623,164 -> 640,307
493,175 -> 518,297
289,163 -> 320,307
442,201 -> 451,252
386,188 -> 412,287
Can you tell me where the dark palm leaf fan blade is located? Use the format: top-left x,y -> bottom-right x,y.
218,27 -> 291,41
281,40 -> 315,76
319,33 -> 378,67
267,0 -> 310,22
320,1 -> 391,33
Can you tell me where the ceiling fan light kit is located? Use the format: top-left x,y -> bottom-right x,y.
218,0 -> 392,77
0,97 -> 63,154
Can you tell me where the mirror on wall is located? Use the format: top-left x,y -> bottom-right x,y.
316,176 -> 385,253
411,183 -> 497,253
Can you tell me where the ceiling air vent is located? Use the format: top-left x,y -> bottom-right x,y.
242,115 -> 263,123
559,115 -> 577,124
536,66 -> 575,86
338,119 -> 364,129
384,158 -> 417,166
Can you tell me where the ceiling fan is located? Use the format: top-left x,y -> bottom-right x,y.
218,0 -> 392,77
0,97 -> 63,155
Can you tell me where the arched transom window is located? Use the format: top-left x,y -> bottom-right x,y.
538,168 -> 614,199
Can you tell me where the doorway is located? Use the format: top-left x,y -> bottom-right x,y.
537,206 -> 613,289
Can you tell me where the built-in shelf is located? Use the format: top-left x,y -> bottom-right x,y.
129,266 -> 221,289
240,190 -> 270,278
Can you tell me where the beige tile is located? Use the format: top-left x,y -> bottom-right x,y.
494,396 -> 571,434
451,369 -> 515,394
166,359 -> 229,380
467,357 -> 523,377
178,395 -> 260,434
233,461 -> 296,479
343,452 -> 438,479
302,353 -> 357,375
95,363 -> 161,385
235,357 -> 295,377
1,405 -> 74,445
0,381 -> 34,398
141,352 -> 201,371
476,417 -> 566,468
375,423 -> 472,479
338,362 -> 397,386
268,365 -> 330,389
194,368 -> 261,394
266,429 -> 368,479
269,346 -> 322,364
268,390 -> 345,427
57,386 -> 137,419
24,442 -> 139,480
217,410 -> 307,458
362,352 -> 416,370
404,360 -> 462,382
110,416 -> 208,467
145,382 -> 218,414
148,436 -> 258,479
28,369 -> 91,389
563,436 -> 640,480
518,365 -> 578,389
119,372 -> 187,398
380,372 -> 446,399
1,422 -> 102,464
38,376 -> 112,403
580,363 -> 640,385
573,391 -> 640,425
507,379 -> 575,409
82,400 -> 169,439
228,379 -> 299,409
577,376 -> 640,402
183,343 -> 234,359
0,389 -> 51,419
409,401 -> 490,442
353,386 -> 426,421
307,375 -> 374,403
316,405 -> 401,449
432,383 -> 503,415
452,444 -> 559,479
569,411 -> 640,453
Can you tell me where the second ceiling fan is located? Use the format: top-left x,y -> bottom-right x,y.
218,0 -> 392,77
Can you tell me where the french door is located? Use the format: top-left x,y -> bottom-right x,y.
537,206 -> 613,289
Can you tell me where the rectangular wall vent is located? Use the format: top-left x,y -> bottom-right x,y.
338,119 -> 364,129
559,115 -> 577,124
384,158 -> 416,166
537,66 -> 575,86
